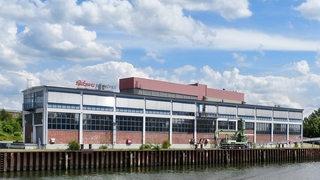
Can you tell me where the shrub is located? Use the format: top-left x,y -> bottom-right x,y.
294,142 -> 299,148
162,140 -> 171,149
99,144 -> 109,150
140,143 -> 152,150
152,144 -> 161,151
67,140 -> 80,150
14,132 -> 22,137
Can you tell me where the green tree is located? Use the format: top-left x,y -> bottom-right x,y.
0,109 -> 22,141
304,108 -> 320,138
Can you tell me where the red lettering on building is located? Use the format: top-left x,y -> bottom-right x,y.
75,80 -> 95,88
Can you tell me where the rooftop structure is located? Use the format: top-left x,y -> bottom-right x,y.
120,77 -> 244,104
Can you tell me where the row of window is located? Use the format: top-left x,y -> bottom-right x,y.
48,112 -> 79,130
218,121 -> 236,130
46,113 -> 302,135
44,102 -> 302,122
83,114 -> 113,131
83,105 -> 113,112
48,103 -> 80,110
146,109 -> 170,115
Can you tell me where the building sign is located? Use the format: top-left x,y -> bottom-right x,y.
75,80 -> 117,91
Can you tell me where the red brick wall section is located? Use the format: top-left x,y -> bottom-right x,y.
48,130 -> 79,144
116,131 -> 142,144
273,135 -> 287,143
289,135 -> 301,141
256,134 -> 271,143
244,130 -> 254,143
145,132 -> 169,144
172,133 -> 194,144
83,131 -> 112,144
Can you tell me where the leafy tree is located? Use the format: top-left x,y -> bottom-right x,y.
0,109 -> 22,141
303,108 -> 320,138
0,109 -> 13,122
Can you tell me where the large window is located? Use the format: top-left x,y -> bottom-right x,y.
289,124 -> 301,135
172,118 -> 194,133
83,114 -> 113,131
34,91 -> 43,108
146,117 -> 169,132
197,119 -> 215,133
116,116 -> 143,131
245,122 -> 254,130
34,113 -> 43,125
218,121 -> 236,130
48,112 -> 79,130
256,123 -> 271,134
23,93 -> 34,110
273,123 -> 287,135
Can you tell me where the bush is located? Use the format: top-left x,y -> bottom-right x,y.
140,143 -> 152,150
99,144 -> 109,150
67,140 -> 80,150
14,132 -> 22,137
152,144 -> 161,151
162,140 -> 171,149
294,142 -> 299,148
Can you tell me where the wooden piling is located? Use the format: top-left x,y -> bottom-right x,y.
1,148 -> 320,172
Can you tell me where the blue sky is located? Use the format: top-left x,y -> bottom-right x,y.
1,0 -> 320,116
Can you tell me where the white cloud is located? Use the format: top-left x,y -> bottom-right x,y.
174,65 -> 197,75
293,60 -> 310,75
39,61 -> 150,88
142,51 -> 165,64
20,23 -> 121,61
0,0 -> 319,70
295,0 -> 320,21
232,52 -> 250,67
165,0 -> 252,20
213,28 -> 320,51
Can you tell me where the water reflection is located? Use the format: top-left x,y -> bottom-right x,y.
1,161 -> 320,180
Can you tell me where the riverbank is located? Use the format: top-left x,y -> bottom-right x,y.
1,148 -> 320,172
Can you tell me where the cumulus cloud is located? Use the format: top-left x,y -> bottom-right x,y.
20,23 -> 121,61
295,0 -> 320,21
39,61 -> 150,88
0,0 -> 319,70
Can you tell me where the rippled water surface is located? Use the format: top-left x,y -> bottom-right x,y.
1,161 -> 320,180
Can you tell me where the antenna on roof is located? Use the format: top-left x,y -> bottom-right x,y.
26,78 -> 33,88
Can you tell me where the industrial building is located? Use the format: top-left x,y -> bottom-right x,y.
22,77 -> 303,149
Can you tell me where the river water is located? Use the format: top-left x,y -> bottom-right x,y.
1,161 -> 319,180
